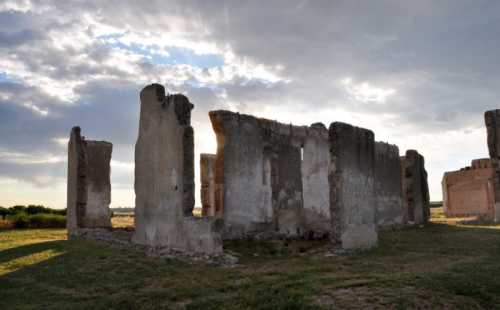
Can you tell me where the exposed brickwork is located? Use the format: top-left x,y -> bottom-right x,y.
442,159 -> 494,218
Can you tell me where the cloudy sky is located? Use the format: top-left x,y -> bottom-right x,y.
1,0 -> 499,208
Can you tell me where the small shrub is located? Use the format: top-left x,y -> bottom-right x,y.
26,205 -> 50,215
6,212 -> 66,229
29,213 -> 66,228
0,206 -> 11,219
10,205 -> 27,214
8,212 -> 30,228
52,208 -> 67,216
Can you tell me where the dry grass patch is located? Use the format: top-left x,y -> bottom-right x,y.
111,214 -> 134,228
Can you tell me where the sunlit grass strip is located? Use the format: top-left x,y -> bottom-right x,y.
0,249 -> 65,275
0,229 -> 66,251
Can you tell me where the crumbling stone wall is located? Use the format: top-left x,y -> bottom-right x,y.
329,122 -> 377,249
301,123 -> 331,237
442,159 -> 494,218
133,84 -> 222,254
209,110 -> 330,239
374,142 -> 404,228
200,153 -> 217,217
209,111 -> 273,239
272,143 -> 304,236
401,150 -> 430,225
67,126 -> 112,238
485,109 -> 500,222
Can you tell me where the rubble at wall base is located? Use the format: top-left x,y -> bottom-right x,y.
74,228 -> 238,266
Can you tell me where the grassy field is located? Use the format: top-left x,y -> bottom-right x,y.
1,214 -> 500,309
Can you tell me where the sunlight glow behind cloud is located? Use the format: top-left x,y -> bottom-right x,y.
342,78 -> 396,104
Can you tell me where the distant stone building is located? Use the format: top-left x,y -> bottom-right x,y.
442,159 -> 494,218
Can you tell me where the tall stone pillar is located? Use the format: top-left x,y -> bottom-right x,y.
301,123 -> 331,237
133,84 -> 222,254
374,142 -> 404,228
328,122 -> 377,249
401,150 -> 430,225
67,126 -> 112,238
485,109 -> 500,222
200,153 -> 217,217
209,111 -> 272,239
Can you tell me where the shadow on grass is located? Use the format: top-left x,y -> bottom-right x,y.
0,240 -> 67,266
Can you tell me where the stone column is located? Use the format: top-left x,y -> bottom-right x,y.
328,122 -> 377,249
271,143 -> 303,236
401,150 -> 430,225
67,126 -> 112,238
209,111 -> 272,239
485,109 -> 500,222
301,123 -> 331,238
133,84 -> 222,254
374,142 -> 404,228
200,153 -> 217,217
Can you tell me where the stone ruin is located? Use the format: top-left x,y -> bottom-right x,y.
204,111 -> 429,249
200,154 -> 218,217
132,84 -> 222,254
329,123 -> 377,249
375,142 -> 405,228
485,110 -> 500,222
67,126 -> 112,238
441,109 -> 500,222
442,159 -> 493,218
402,150 -> 430,225
208,110 -> 331,241
67,83 -> 431,256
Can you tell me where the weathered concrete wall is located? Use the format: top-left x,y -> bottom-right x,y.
133,84 -> 222,254
401,150 -> 430,225
302,123 -> 331,237
209,110 -> 330,239
85,141 -> 112,227
374,142 -> 404,228
200,153 -> 217,217
485,109 -> 500,222
329,122 -> 377,249
442,159 -> 494,218
210,111 -> 273,239
272,144 -> 304,236
67,126 -> 112,238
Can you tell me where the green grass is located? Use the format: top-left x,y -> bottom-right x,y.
1,224 -> 500,309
